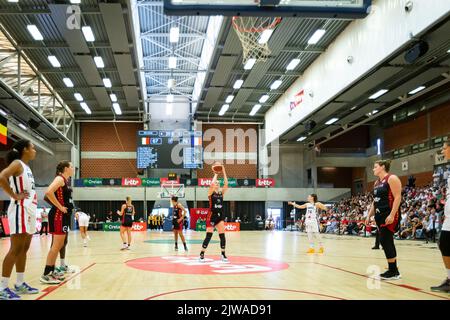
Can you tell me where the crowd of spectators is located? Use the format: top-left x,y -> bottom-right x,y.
295,171 -> 448,243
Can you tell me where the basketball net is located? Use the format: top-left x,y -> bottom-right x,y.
232,16 -> 282,64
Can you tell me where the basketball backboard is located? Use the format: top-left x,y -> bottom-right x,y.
159,182 -> 185,199
164,0 -> 372,18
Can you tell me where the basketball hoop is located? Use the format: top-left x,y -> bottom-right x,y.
232,16 -> 282,64
160,181 -> 185,199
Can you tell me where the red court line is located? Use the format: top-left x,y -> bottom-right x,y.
145,286 -> 346,300
35,263 -> 96,300
314,262 -> 449,300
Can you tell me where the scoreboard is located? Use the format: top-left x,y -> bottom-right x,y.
137,130 -> 203,169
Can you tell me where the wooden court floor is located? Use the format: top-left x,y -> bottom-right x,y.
0,230 -> 449,300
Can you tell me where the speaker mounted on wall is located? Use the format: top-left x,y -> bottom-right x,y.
404,40 -> 429,64
28,118 -> 41,130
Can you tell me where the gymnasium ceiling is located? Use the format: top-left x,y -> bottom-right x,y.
0,0 -> 449,147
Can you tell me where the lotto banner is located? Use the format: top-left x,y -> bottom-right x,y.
256,178 -> 275,187
197,178 -> 238,187
131,222 -> 147,232
189,208 -> 209,229
224,222 -> 240,232
121,178 -> 142,187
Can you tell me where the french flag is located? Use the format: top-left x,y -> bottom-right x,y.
142,137 -> 150,145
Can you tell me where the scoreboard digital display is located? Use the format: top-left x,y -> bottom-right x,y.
137,130 -> 203,169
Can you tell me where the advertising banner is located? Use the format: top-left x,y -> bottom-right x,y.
103,222 -> 147,232
142,178 -> 161,187
197,178 -> 237,187
121,178 -> 142,187
256,178 -> 275,187
189,208 -> 210,229
82,178 -> 103,187
224,222 -> 240,232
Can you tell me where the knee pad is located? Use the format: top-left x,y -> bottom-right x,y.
219,233 -> 226,250
202,232 -> 213,249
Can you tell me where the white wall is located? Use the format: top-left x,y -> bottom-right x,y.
269,145 -> 305,187
29,143 -> 72,186
265,0 -> 450,144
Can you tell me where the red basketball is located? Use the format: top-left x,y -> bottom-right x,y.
212,162 -> 223,174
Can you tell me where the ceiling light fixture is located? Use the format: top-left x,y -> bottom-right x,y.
82,26 -> 95,42
169,27 -> 180,43
74,93 -> 83,101
249,104 -> 262,116
48,55 -> 61,68
219,104 -> 229,116
112,103 -> 122,115
244,58 -> 256,70
63,77 -> 74,87
168,56 -> 177,69
94,56 -> 104,68
408,86 -> 426,95
325,118 -> 338,125
286,58 -> 300,71
225,95 -> 234,103
258,29 -> 274,44
369,89 -> 388,100
233,79 -> 244,89
270,79 -> 282,90
103,78 -> 112,88
307,29 -> 326,45
27,25 -> 43,41
259,94 -> 270,103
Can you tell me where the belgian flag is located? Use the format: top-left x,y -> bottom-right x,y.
0,114 -> 7,145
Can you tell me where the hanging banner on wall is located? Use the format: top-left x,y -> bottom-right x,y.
82,178 -> 103,187
160,177 -> 180,184
224,222 -> 240,232
198,178 -> 238,187
142,178 -> 161,187
189,208 -> 210,229
289,89 -> 304,111
102,178 -> 122,186
256,178 -> 275,187
237,179 -> 256,187
121,178 -> 142,187
181,178 -> 198,186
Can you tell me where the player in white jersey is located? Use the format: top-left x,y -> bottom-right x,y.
0,140 -> 39,300
431,140 -> 450,293
75,208 -> 91,247
289,194 -> 327,254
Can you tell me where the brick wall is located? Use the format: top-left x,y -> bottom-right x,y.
317,167 -> 353,188
384,114 -> 427,151
384,102 -> 450,151
366,171 -> 433,193
197,123 -> 258,179
80,122 -> 142,178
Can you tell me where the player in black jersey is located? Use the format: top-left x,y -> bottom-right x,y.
431,141 -> 450,293
199,163 -> 229,263
365,159 -> 402,280
171,196 -> 188,251
119,196 -> 135,250
40,161 -> 75,285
